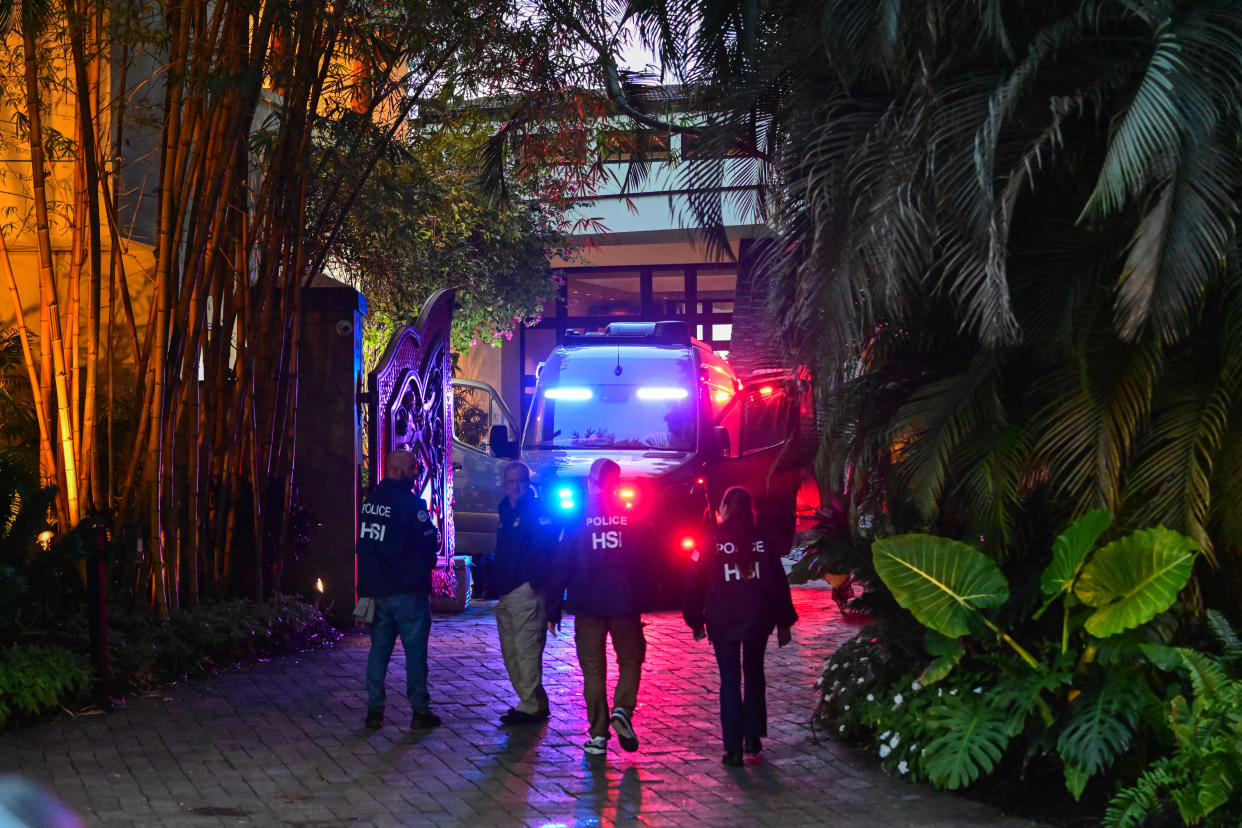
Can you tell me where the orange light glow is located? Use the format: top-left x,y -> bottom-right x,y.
759,385 -> 774,396
619,487 -> 635,499
695,477 -> 705,487
680,536 -> 695,550
315,578 -> 324,594
713,390 -> 732,403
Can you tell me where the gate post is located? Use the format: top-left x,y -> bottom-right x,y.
290,280 -> 367,622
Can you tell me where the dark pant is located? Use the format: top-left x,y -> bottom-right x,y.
712,637 -> 768,753
574,615 -> 646,738
366,593 -> 432,713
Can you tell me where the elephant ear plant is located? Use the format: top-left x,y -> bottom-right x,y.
867,510 -> 1198,799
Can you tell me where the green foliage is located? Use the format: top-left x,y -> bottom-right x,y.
842,514 -> 1200,803
314,113 -> 574,360
872,534 -> 1009,639
922,696 -> 1011,789
101,593 -> 338,693
1056,671 -> 1145,798
1106,631 -> 1242,828
1076,529 -> 1199,638
0,646 -> 90,726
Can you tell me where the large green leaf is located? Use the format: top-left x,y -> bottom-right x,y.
872,534 -> 1009,639
1074,528 -> 1198,638
1041,508 -> 1112,598
1056,671 -> 1142,785
922,699 -> 1011,790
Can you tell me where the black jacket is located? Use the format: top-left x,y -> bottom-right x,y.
356,479 -> 440,598
490,491 -> 555,597
682,517 -> 797,642
546,495 -> 655,623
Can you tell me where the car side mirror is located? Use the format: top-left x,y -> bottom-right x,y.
712,425 -> 731,459
489,425 -> 518,459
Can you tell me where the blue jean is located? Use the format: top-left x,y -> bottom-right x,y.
366,593 -> 432,713
712,637 -> 768,753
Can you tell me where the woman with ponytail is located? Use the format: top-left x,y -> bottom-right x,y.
683,486 -> 797,767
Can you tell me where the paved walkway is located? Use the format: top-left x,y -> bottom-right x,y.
3,586 -> 1038,827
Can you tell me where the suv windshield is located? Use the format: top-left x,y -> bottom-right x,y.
525,345 -> 698,451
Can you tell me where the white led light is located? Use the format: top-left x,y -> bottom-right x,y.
545,387 -> 593,401
635,387 -> 689,400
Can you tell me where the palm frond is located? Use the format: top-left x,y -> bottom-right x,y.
1114,134 -> 1240,343
1083,4 -> 1242,220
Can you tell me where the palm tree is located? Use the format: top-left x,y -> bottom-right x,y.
617,0 -> 1242,604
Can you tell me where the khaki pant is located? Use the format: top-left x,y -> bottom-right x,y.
575,614 -> 646,738
495,582 -> 549,715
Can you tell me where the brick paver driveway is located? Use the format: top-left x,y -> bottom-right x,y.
3,586 -> 1037,826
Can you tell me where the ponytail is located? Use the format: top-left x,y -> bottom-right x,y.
718,486 -> 759,578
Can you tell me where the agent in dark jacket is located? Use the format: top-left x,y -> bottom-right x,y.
357,450 -> 442,731
547,458 -> 654,756
492,461 -> 557,725
683,486 -> 797,766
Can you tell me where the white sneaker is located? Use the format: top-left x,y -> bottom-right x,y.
583,735 -> 608,755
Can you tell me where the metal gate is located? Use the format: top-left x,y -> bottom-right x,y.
364,289 -> 456,595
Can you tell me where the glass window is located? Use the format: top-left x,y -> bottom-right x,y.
566,272 -> 641,317
524,346 -> 698,451
453,384 -> 513,453
740,387 -> 788,456
698,269 -> 738,302
652,270 -> 686,316
711,323 -> 733,342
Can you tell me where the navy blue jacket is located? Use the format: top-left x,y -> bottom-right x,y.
490,491 -> 556,596
682,518 -> 797,642
356,479 -> 439,597
546,495 -> 655,623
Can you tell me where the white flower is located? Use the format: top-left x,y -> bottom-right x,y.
856,676 -> 865,684
937,688 -> 943,697
910,680 -> 922,691
892,693 -> 904,709
830,663 -> 839,671
815,678 -> 824,688
949,688 -> 958,696
897,760 -> 909,775
843,704 -> 850,711
889,733 -> 901,748
878,744 -> 892,758
839,725 -> 846,733
973,687 -> 983,694
866,694 -> 875,702
879,730 -> 891,741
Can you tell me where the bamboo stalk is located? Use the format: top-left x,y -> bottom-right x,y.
0,232 -> 57,478
24,16 -> 82,526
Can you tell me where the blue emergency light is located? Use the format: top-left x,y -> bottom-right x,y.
557,486 -> 575,511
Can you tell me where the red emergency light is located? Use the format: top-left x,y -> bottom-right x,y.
679,535 -> 696,552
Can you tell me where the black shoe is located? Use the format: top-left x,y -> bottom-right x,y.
410,710 -> 442,729
364,710 -> 383,729
743,737 -> 762,754
500,709 -> 548,726
722,751 -> 744,767
609,707 -> 639,752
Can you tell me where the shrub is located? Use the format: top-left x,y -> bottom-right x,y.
817,510 -> 1222,820
0,646 -> 91,726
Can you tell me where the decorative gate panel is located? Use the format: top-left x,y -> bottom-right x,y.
367,289 -> 455,594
